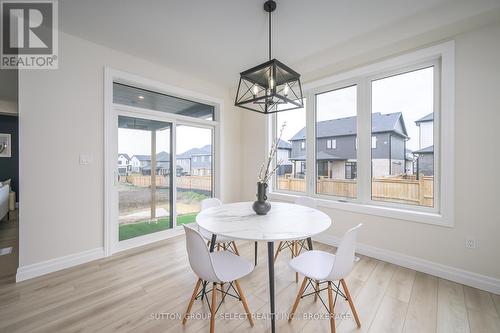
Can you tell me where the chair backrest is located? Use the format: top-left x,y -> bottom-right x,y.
295,196 -> 317,208
201,198 -> 222,211
183,225 -> 219,282
328,223 -> 362,280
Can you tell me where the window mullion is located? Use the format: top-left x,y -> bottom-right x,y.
357,79 -> 371,204
306,91 -> 316,195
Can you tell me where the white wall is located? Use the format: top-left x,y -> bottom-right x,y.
241,21 -> 500,282
18,32 -> 241,267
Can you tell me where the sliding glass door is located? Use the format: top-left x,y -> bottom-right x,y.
175,125 -> 214,226
117,116 -> 173,241
106,75 -> 219,253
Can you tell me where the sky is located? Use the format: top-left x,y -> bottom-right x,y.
118,125 -> 211,156
277,66 -> 434,151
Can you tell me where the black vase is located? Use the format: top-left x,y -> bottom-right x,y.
252,182 -> 271,215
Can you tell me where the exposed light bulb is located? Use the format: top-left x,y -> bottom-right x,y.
283,83 -> 289,96
252,85 -> 259,96
268,76 -> 275,90
138,95 -> 144,100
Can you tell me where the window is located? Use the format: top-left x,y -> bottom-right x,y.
271,42 -> 454,225
345,162 -> 357,179
371,66 -> 435,207
316,85 -> 357,199
326,139 -> 336,149
275,101 -> 307,192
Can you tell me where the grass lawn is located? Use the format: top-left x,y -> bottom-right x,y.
119,212 -> 198,241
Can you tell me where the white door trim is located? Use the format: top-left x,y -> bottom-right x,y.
104,67 -> 223,256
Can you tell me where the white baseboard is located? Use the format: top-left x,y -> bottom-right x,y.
314,234 -> 500,295
16,247 -> 104,282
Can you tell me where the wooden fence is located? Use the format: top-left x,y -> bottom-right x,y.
176,176 -> 212,192
125,175 -> 212,192
278,176 -> 433,207
125,174 -> 433,207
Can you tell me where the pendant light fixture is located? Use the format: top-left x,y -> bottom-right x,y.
234,0 -> 304,114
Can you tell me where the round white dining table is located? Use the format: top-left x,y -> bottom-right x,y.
196,201 -> 332,333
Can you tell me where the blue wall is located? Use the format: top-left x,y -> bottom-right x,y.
0,115 -> 19,198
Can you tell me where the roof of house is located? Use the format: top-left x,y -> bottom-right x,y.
177,144 -> 212,158
132,155 -> 151,161
415,113 -> 433,124
291,151 -> 346,161
132,151 -> 170,162
277,139 -> 292,150
290,112 -> 408,141
413,145 -> 434,154
118,153 -> 131,160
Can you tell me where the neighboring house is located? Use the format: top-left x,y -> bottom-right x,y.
289,112 -> 409,179
176,144 -> 212,176
130,154 -> 151,173
276,139 -> 293,176
117,153 -> 131,176
414,113 -> 434,176
413,145 -> 434,176
405,149 -> 415,175
129,151 -> 172,175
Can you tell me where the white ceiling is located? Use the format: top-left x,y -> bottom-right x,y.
59,0 -> 500,88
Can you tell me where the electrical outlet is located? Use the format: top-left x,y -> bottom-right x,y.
465,238 -> 477,249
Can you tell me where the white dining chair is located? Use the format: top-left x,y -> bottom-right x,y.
182,225 -> 254,333
274,196 -> 317,282
197,198 -> 240,254
288,224 -> 363,333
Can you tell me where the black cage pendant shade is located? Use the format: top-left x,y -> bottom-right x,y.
234,0 -> 304,114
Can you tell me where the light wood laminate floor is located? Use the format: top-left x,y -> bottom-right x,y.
0,235 -> 499,333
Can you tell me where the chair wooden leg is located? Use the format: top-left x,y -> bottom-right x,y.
210,282 -> 217,333
183,278 -> 202,325
327,281 -> 336,333
222,243 -> 226,250
340,278 -> 361,328
234,280 -> 254,327
217,243 -> 221,251
232,241 -> 240,255
273,241 -> 282,263
294,242 -> 299,283
289,277 -> 308,322
314,281 -> 320,302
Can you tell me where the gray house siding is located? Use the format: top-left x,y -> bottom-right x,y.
290,140 -> 306,160
417,153 -> 433,176
293,132 -> 406,162
316,135 -> 357,160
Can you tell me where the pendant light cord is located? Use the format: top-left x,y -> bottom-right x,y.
268,4 -> 272,61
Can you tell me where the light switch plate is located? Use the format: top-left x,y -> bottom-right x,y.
79,154 -> 92,165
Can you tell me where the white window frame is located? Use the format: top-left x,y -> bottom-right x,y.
327,139 -> 336,149
104,67 -> 223,256
371,136 -> 377,149
269,41 -> 455,227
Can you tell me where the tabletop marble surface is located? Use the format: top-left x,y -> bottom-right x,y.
196,201 -> 332,241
